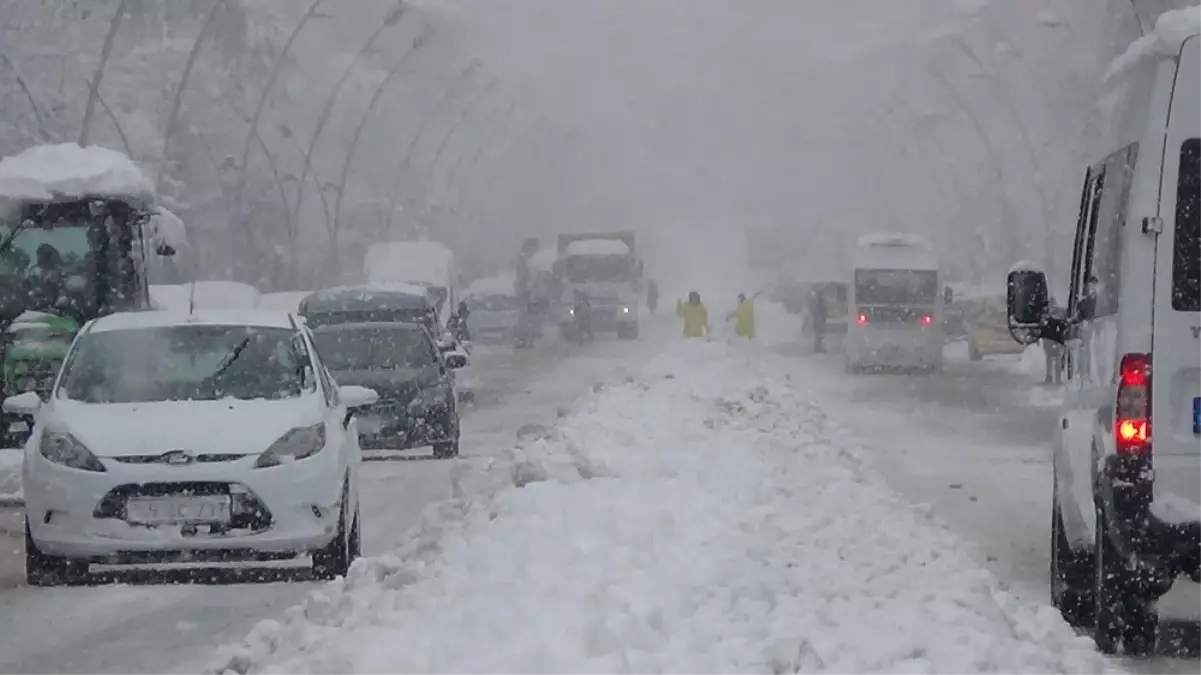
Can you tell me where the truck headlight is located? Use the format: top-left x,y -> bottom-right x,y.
254,424 -> 326,468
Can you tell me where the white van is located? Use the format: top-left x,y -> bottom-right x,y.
844,233 -> 946,373
1006,16 -> 1198,657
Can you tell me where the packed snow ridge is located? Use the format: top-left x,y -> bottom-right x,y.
211,341 -> 1118,675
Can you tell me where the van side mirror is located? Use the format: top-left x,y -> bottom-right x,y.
1006,270 -> 1048,345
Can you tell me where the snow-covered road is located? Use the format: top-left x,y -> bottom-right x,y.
0,324 -> 670,674
788,339 -> 1200,672
209,337 -> 1119,674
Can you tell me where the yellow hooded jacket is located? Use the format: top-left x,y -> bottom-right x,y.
676,299 -> 709,338
733,298 -> 755,338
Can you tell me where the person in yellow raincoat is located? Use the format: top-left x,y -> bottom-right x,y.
729,293 -> 756,339
676,291 -> 709,338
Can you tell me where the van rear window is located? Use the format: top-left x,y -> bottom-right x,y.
1173,138 -> 1200,311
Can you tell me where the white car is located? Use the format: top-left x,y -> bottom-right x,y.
5,309 -> 379,586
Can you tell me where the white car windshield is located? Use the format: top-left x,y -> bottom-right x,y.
57,324 -> 311,403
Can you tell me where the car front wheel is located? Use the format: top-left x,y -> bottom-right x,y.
26,523 -> 89,587
312,484 -> 357,580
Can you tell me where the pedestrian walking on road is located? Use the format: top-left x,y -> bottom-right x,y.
677,291 -> 709,339
730,293 -> 756,339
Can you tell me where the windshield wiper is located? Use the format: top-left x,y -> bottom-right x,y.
207,335 -> 253,384
0,219 -> 32,256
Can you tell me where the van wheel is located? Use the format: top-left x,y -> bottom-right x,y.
1050,481 -> 1093,627
1093,499 -> 1158,655
26,523 -> 89,587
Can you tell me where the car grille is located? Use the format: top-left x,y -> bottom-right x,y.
111,454 -> 250,464
93,481 -> 271,531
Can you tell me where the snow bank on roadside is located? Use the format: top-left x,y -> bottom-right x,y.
211,341 -> 1117,675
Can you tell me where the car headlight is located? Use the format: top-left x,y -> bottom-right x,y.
568,307 -> 575,315
621,306 -> 631,314
40,431 -> 106,472
254,424 -> 326,468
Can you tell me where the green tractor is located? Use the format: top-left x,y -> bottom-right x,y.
1,312 -> 78,445
0,143 -> 179,445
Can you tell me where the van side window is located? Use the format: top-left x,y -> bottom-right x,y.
1174,138 -> 1200,311
1069,166 -> 1106,320
1090,143 -> 1139,317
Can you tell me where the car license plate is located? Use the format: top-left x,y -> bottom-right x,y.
1193,397 -> 1200,435
126,495 -> 232,525
356,414 -> 384,436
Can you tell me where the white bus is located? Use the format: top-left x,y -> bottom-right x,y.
844,233 -> 947,373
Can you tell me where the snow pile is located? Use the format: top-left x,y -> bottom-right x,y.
148,206 -> 187,251
211,341 -> 1115,675
564,238 -> 630,256
1106,5 -> 1200,82
464,273 -> 517,298
0,143 -> 154,202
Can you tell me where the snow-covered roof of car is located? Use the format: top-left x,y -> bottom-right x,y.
464,273 -> 517,298
300,285 -> 433,314
1106,5 -> 1200,82
0,143 -> 154,204
564,239 -> 630,256
87,309 -> 296,333
188,280 -> 262,310
257,290 -> 314,313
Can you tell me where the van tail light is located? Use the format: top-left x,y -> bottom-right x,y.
1115,353 -> 1151,455
921,313 -> 934,326
856,311 -> 869,326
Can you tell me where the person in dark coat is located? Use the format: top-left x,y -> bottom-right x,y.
811,285 -> 828,353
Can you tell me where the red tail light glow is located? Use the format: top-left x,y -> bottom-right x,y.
856,312 -> 869,326
921,313 -> 934,326
1115,353 -> 1151,455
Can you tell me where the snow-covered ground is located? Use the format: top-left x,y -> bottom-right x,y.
212,338 -> 1114,674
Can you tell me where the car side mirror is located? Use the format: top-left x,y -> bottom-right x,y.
338,385 -> 379,409
445,353 -> 468,369
1007,269 -> 1049,345
3,391 -> 42,416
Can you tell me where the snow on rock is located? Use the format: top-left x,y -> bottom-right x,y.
1106,5 -> 1201,82
0,143 -> 154,203
564,238 -> 630,256
211,341 -> 1116,675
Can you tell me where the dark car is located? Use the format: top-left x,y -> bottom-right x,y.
311,321 -> 465,458
299,286 -> 441,337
